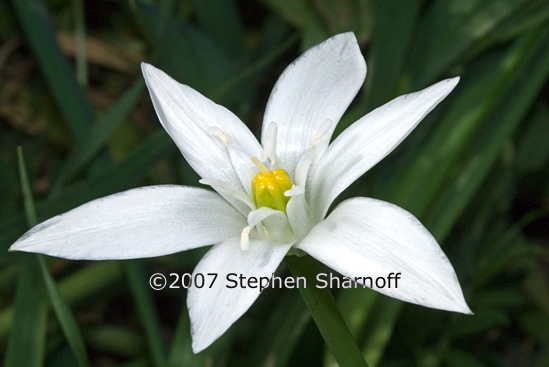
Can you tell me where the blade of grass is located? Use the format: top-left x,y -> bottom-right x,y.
211,33 -> 299,100
12,148 -> 91,366
4,148 -> 48,367
362,0 -> 420,112
72,0 -> 87,86
3,256 -> 48,367
408,0 -> 527,87
132,0 -> 177,50
167,301 -> 232,367
425,27 -> 549,239
192,0 -> 245,58
246,290 -> 310,367
0,261 -> 123,343
10,0 -> 94,145
133,1 -> 236,94
260,0 -> 329,48
83,326 -> 146,358
167,307 -> 208,367
123,261 -> 167,367
16,147 -> 37,226
52,80 -> 145,192
38,256 -> 90,367
383,29 -> 546,217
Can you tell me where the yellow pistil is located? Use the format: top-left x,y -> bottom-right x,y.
251,158 -> 293,213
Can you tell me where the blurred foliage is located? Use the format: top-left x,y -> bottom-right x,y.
1,0 -> 548,366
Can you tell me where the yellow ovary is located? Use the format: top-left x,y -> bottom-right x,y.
252,168 -> 293,213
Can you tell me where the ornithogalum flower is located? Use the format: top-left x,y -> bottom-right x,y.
11,33 -> 471,353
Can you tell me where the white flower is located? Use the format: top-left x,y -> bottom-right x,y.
10,33 -> 471,353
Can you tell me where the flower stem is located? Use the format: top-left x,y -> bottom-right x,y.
285,255 -> 370,367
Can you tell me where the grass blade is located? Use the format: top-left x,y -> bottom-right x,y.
362,0 -> 420,111
4,148 -> 48,367
52,80 -> 145,191
3,256 -> 48,367
10,0 -> 94,145
123,261 -> 167,367
38,256 -> 90,367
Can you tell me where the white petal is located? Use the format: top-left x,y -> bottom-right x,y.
296,198 -> 471,314
187,237 -> 292,352
309,78 -> 459,219
142,63 -> 262,188
262,33 -> 366,176
10,186 -> 245,260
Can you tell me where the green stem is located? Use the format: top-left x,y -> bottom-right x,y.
285,255 -> 370,367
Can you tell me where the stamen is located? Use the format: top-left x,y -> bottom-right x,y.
240,226 -> 250,251
226,145 -> 257,196
247,207 -> 295,244
199,178 -> 255,210
263,122 -> 278,165
207,126 -> 231,146
291,119 -> 332,190
251,157 -> 270,173
293,146 -> 316,188
284,185 -> 304,197
310,119 -> 333,147
286,191 -> 313,242
248,207 -> 280,229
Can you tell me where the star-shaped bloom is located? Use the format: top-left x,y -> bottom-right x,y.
11,33 -> 471,352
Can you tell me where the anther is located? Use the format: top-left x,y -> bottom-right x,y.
240,226 -> 250,251
263,122 -> 279,165
207,126 -> 231,146
311,119 -> 333,147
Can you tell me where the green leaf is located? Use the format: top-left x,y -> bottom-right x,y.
246,290 -> 309,367
262,0 -> 374,49
491,0 -> 549,41
9,0 -> 94,145
52,80 -> 146,191
167,308 -> 231,367
409,0 -> 526,86
72,0 -> 87,86
515,103 -> 549,170
83,326 -> 146,358
192,0 -> 246,58
442,349 -> 487,367
167,309 -> 207,367
382,28 -> 549,218
3,256 -> 48,367
38,256 -> 90,367
361,0 -> 421,113
5,148 -> 47,367
0,261 -> 123,343
123,261 -> 167,367
424,27 -> 549,238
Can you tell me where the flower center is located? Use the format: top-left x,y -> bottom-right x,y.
251,157 -> 293,213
